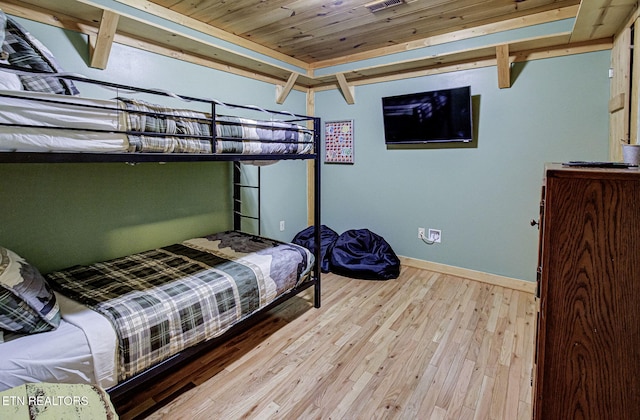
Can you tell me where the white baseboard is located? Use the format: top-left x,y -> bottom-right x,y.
399,256 -> 536,294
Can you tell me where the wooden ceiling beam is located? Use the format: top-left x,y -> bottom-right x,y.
308,34 -> 612,92
496,44 -> 511,89
275,72 -> 299,104
90,9 -> 119,69
335,73 -> 355,105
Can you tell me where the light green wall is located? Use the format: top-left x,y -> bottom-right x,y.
316,52 -> 610,282
0,162 -> 229,273
0,16 -> 310,272
0,11 -> 612,282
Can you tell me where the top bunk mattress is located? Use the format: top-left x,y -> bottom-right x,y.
0,90 -> 315,156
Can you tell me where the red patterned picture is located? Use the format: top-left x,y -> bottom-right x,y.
324,120 -> 354,164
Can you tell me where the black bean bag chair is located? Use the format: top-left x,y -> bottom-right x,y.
329,229 -> 400,280
292,225 -> 339,273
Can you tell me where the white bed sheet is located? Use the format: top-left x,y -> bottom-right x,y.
0,292 -> 117,392
0,89 -> 128,152
56,293 -> 117,389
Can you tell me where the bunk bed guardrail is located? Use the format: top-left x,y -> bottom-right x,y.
0,64 -> 319,163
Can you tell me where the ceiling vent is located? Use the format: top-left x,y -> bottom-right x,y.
365,0 -> 406,13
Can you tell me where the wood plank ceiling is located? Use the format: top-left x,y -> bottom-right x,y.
147,0 -> 583,64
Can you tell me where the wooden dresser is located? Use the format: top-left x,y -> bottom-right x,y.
533,163 -> 640,419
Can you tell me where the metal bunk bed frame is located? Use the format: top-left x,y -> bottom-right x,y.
234,161 -> 262,235
0,70 -> 322,406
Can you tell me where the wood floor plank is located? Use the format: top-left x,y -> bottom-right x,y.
122,267 -> 536,420
474,375 -> 495,420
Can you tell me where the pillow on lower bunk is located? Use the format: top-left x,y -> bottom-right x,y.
0,246 -> 60,333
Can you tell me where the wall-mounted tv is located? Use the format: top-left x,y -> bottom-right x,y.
382,86 -> 472,144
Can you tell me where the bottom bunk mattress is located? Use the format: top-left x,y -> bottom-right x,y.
43,231 -> 313,383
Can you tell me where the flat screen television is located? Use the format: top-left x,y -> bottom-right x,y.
382,86 -> 472,144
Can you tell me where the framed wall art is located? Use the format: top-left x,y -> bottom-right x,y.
324,120 -> 354,164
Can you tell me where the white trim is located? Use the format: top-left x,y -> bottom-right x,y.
399,256 -> 536,294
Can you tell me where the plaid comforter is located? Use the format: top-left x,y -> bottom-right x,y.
117,98 -> 313,155
118,98 -> 213,153
215,116 -> 314,155
45,231 -> 313,382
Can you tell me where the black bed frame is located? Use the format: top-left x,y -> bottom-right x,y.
0,70 -> 322,405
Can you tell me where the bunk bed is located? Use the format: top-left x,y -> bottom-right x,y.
0,64 -> 322,408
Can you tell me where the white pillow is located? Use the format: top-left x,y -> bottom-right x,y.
0,69 -> 22,90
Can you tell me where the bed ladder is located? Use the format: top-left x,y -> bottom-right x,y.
233,162 -> 261,235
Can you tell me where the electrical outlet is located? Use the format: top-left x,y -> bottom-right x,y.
428,228 -> 441,243
418,227 -> 425,239
279,220 -> 285,231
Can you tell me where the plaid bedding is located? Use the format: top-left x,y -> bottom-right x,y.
45,231 -> 313,382
117,98 -> 313,155
118,98 -> 213,153
216,116 -> 314,155
127,135 -> 213,154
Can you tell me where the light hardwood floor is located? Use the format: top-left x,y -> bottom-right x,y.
120,266 -> 536,419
